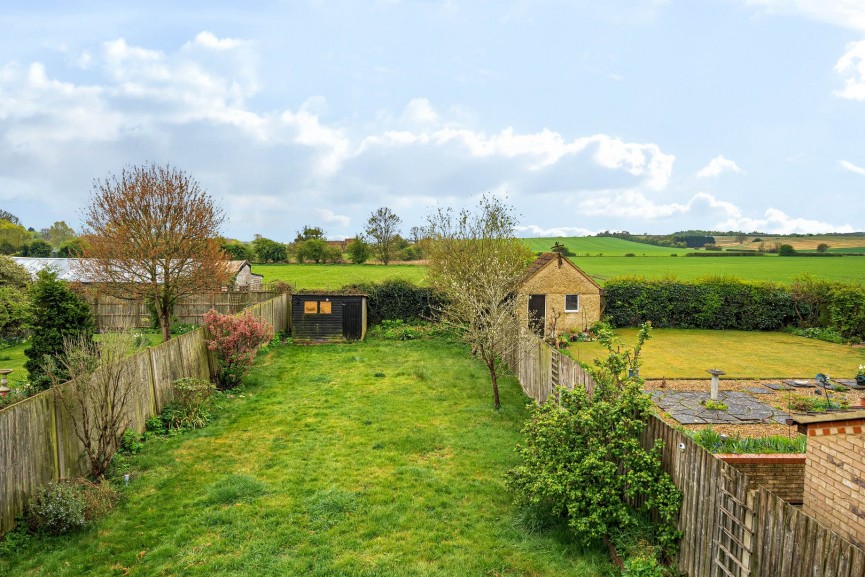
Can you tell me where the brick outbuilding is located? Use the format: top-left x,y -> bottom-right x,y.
516,252 -> 604,337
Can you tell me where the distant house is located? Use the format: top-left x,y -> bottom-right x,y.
516,252 -> 604,337
11,257 -> 262,291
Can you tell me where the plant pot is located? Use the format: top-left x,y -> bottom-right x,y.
856,374 -> 865,387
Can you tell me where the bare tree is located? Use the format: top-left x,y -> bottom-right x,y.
425,195 -> 534,409
46,333 -> 136,480
82,163 -> 230,342
365,207 -> 402,265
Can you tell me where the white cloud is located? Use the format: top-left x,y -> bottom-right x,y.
315,208 -> 351,228
696,155 -> 744,178
189,31 -> 246,51
516,225 -> 595,237
839,159 -> 865,175
745,1 -> 865,32
835,40 -> 865,100
401,98 -> 439,125
717,208 -> 855,234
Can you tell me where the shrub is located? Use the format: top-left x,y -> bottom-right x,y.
346,238 -> 371,264
204,309 -> 274,389
162,377 -> 216,430
703,399 -> 728,411
778,244 -> 797,256
24,269 -> 94,390
26,481 -> 86,535
508,323 -> 681,562
25,479 -> 119,536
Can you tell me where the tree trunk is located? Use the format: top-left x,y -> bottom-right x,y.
159,300 -> 171,342
488,360 -> 501,410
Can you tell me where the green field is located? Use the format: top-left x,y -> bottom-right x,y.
574,255 -> 865,285
0,336 -> 611,576
520,236 -> 690,256
255,255 -> 865,289
566,328 -> 865,379
257,263 -> 428,289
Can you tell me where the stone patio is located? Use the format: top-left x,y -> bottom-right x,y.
649,390 -> 790,425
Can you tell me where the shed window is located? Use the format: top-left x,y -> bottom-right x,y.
319,301 -> 332,314
304,301 -> 318,314
564,294 -> 580,312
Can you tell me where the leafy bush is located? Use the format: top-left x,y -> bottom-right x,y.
204,309 -> 274,389
0,255 -> 30,340
703,399 -> 728,411
508,323 -> 681,562
25,479 -> 119,536
346,238 -> 371,264
118,428 -> 143,455
786,326 -> 847,344
778,244 -> 797,256
161,377 -> 216,430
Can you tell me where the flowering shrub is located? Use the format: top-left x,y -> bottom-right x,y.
203,309 -> 274,389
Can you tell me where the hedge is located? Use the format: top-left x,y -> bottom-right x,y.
605,275 -> 865,340
339,279 -> 443,324
604,277 -> 796,331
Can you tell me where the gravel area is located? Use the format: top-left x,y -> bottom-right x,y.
645,378 -> 865,439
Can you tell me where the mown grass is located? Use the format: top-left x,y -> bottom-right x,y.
566,328 -> 865,379
0,336 -> 612,576
257,263 -> 428,289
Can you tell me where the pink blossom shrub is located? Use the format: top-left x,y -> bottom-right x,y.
203,309 -> 274,389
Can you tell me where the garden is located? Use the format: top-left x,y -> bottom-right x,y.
0,334 -> 615,576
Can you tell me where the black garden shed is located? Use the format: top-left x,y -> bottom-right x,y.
291,293 -> 368,342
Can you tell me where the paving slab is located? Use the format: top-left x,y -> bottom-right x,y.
784,379 -> 815,388
764,382 -> 794,391
834,379 -> 865,390
650,390 -> 789,425
745,387 -> 773,395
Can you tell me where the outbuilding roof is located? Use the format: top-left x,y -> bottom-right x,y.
518,252 -> 603,294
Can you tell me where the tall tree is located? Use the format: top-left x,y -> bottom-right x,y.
295,225 -> 326,242
0,209 -> 20,225
0,255 -> 31,341
251,236 -> 287,263
425,195 -> 533,409
40,221 -> 77,248
82,163 -> 230,342
365,207 -> 401,265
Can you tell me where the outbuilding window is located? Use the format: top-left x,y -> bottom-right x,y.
304,300 -> 333,314
565,294 -> 580,312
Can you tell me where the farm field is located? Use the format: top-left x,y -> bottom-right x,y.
574,255 -> 865,285
520,236 -> 692,256
566,328 -> 865,379
255,255 -> 865,289
0,336 -> 611,576
256,263 -> 428,289
713,234 -> 865,252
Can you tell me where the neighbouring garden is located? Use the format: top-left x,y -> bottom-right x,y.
0,335 -> 615,576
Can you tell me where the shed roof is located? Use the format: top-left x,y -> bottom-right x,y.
518,252 -> 603,294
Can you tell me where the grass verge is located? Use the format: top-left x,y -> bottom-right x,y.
0,335 -> 612,576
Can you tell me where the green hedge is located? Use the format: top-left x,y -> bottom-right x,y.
604,277 -> 796,330
340,279 -> 443,324
605,275 -> 865,340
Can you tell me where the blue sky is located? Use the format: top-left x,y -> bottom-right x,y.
1,0 -> 864,241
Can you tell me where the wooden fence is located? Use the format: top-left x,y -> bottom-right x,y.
504,333 -> 865,577
89,290 -> 279,330
0,293 -> 289,536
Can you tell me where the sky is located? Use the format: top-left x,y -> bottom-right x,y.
1,0 -> 864,242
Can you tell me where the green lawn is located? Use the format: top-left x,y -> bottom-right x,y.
566,328 -> 865,379
0,336 -> 611,576
257,263 -> 428,289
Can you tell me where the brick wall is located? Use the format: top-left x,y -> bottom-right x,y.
718,454 -> 805,504
802,422 -> 865,550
